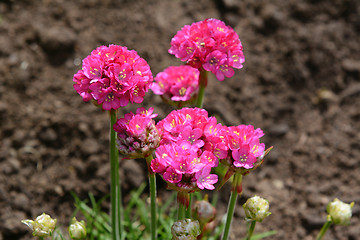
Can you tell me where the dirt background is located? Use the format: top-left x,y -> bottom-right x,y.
0,0 -> 359,239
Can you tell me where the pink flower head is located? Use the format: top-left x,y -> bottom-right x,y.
152,141 -> 217,192
156,108 -> 210,144
113,107 -> 160,159
151,65 -> 200,103
73,45 -> 153,110
153,108 -> 222,193
169,19 -> 245,81
222,125 -> 265,170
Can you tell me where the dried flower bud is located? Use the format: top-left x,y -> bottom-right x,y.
69,217 -> 87,240
243,196 -> 271,222
193,199 -> 216,225
327,198 -> 354,226
171,219 -> 201,240
22,213 -> 57,237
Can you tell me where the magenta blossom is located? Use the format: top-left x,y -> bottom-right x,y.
113,107 -> 160,159
169,19 -> 245,81
151,141 -> 218,192
156,107 -> 210,145
218,125 -> 266,170
151,65 -> 200,103
153,108 -> 220,193
73,45 -> 153,110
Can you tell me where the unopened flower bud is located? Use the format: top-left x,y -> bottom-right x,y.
22,213 -> 57,237
114,107 -> 160,159
193,199 -> 216,225
327,198 -> 354,226
69,217 -> 87,240
171,219 -> 201,240
243,196 -> 271,222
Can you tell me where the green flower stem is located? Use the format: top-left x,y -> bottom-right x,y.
196,69 -> 208,108
178,202 -> 186,220
185,194 -> 192,219
146,155 -> 157,240
222,172 -> 243,240
110,110 -> 122,240
245,221 -> 257,240
222,190 -> 238,240
316,220 -> 332,240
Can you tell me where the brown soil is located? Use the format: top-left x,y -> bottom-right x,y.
0,0 -> 359,239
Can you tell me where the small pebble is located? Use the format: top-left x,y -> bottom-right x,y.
81,138 -> 100,155
269,123 -> 289,137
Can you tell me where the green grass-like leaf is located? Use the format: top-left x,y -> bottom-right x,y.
71,186 -> 275,240
71,185 -> 180,240
242,230 -> 277,240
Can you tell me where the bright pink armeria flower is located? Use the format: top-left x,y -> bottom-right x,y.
226,125 -> 265,169
73,45 -> 153,110
152,108 -> 219,195
210,124 -> 266,174
113,107 -> 160,159
151,65 -> 200,102
169,19 -> 245,81
151,141 -> 218,192
217,125 -> 269,194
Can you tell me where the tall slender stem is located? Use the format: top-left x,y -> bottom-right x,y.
146,155 -> 157,240
222,189 -> 238,240
222,172 -> 243,240
185,194 -> 192,219
178,202 -> 186,220
316,220 -> 332,240
196,69 -> 208,108
110,110 -> 122,240
245,221 -> 257,240
177,192 -> 190,220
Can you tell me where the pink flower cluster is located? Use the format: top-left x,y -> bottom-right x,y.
204,121 -> 265,170
151,65 -> 200,102
152,108 -> 218,192
113,107 -> 160,159
73,45 -> 153,110
169,18 -> 245,81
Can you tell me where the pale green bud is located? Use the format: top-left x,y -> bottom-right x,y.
243,196 -> 271,222
69,217 -> 87,240
327,198 -> 354,226
22,213 -> 57,237
171,219 -> 201,240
